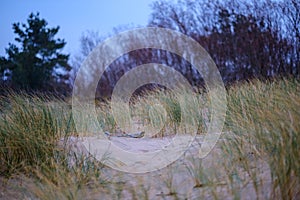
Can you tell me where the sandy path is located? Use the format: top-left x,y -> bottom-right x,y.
62,135 -> 272,199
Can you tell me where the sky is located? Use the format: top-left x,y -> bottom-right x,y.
0,0 -> 155,57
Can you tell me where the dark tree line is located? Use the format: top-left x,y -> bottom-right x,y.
145,0 -> 299,84
1,1 -> 298,97
72,0 -> 299,98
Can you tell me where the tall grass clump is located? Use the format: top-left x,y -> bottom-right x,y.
224,78 -> 300,199
0,92 -> 75,175
0,92 -> 109,198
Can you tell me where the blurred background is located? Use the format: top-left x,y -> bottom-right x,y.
0,0 -> 299,97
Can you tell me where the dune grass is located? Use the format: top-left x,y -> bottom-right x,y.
0,78 -> 299,199
0,92 -> 75,176
223,78 -> 300,199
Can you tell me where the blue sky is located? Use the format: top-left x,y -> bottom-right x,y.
0,0 -> 155,57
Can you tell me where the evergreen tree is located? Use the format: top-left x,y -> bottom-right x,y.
0,12 -> 71,92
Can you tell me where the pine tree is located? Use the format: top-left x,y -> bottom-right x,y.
0,12 -> 71,93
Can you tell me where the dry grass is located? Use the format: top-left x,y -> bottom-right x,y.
223,78 -> 300,199
0,78 -> 299,199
